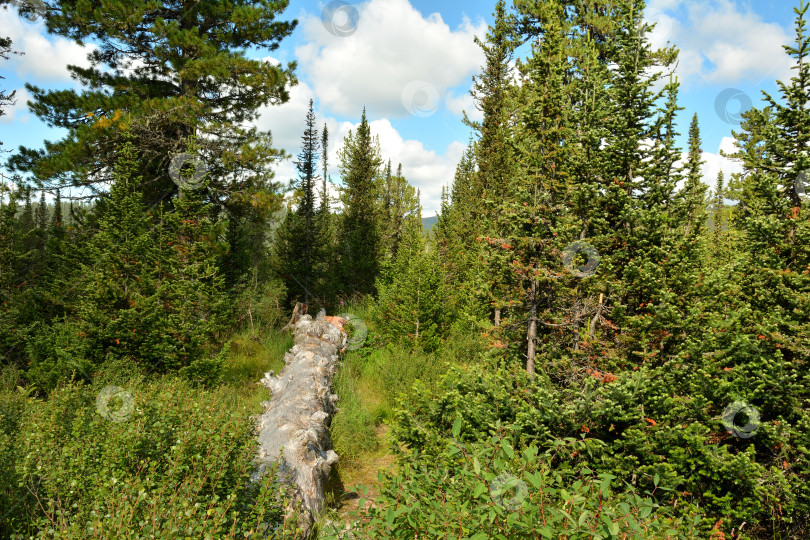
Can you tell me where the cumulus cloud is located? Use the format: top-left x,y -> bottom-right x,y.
255,75 -> 466,215
646,0 -> 793,85
295,0 -> 486,118
1,7 -> 94,82
701,136 -> 743,193
368,117 -> 466,214
0,87 -> 31,125
445,88 -> 483,123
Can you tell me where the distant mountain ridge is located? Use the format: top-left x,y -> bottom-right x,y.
422,215 -> 438,231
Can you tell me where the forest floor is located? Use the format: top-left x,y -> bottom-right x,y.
328,424 -> 396,524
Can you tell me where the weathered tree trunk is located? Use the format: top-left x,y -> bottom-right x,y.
526,278 -> 537,379
254,313 -> 346,535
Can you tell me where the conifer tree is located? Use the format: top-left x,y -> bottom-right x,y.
272,99 -> 325,307
317,122 -> 338,304
435,141 -> 488,326
19,187 -> 33,234
337,108 -> 382,297
678,113 -> 708,236
154,171 -> 228,378
70,140 -> 227,376
468,0 -> 517,327
10,0 -> 297,207
72,141 -> 162,368
713,171 -> 725,232
724,0 -> 810,425
376,202 -> 448,352
51,189 -> 62,229
35,191 -> 47,233
0,33 -> 15,146
0,191 -> 22,366
379,162 -> 420,266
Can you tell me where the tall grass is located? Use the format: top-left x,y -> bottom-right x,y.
329,301 -> 485,470
219,330 -> 293,389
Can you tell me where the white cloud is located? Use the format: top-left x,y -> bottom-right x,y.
0,88 -> 30,124
255,74 -> 466,215
295,0 -> 486,118
368,117 -> 466,214
700,136 -> 743,193
647,0 -> 793,85
1,7 -> 94,82
445,88 -> 483,122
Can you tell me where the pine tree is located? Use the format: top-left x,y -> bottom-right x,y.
337,108 -> 382,297
376,203 -> 448,352
272,100 -> 325,307
10,0 -> 296,209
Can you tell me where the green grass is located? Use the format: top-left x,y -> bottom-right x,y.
218,329 -> 293,413
329,300 -> 481,471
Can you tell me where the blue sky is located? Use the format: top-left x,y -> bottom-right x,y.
0,0 -> 803,215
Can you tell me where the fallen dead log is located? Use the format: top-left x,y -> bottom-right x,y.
282,301 -> 308,331
253,312 -> 347,535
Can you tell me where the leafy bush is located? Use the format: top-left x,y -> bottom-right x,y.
0,368 -> 301,539
391,359 -> 809,537
323,422 -> 696,539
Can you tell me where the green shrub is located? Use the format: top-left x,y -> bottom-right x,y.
0,368 -> 301,539
323,423 -> 697,539
390,359 -> 809,537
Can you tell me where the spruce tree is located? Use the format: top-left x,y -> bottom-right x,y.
337,108 -> 382,297
154,171 -> 228,379
678,113 -> 708,237
713,171 -> 725,233
272,99 -> 325,307
0,191 -> 22,366
376,204 -> 448,352
379,162 -> 420,266
51,189 -> 62,229
724,0 -> 810,424
468,0 -> 517,327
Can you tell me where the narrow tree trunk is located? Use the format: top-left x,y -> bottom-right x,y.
588,293 -> 604,341
526,279 -> 537,378
494,307 -> 501,327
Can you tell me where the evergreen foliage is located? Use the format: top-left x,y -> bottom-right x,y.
376,210 -> 448,352
337,108 -> 383,297
3,0 -> 810,537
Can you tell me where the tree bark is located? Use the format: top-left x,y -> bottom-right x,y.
526,278 -> 537,378
254,313 -> 346,535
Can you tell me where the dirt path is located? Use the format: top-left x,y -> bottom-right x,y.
328,424 -> 396,524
